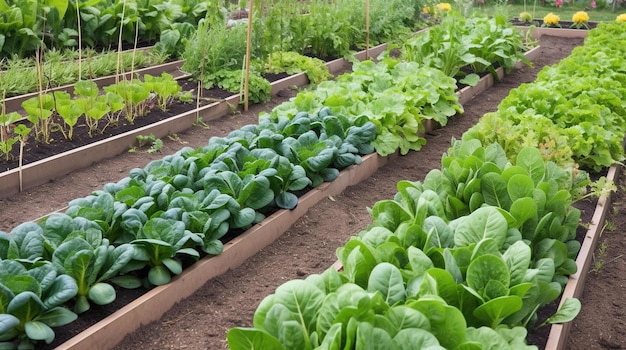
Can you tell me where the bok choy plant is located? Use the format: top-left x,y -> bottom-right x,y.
0,260 -> 78,349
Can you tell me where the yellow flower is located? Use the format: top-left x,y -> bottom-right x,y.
617,13 -> 626,22
519,11 -> 533,23
436,3 -> 452,11
572,11 -> 589,24
543,13 -> 560,26
422,6 -> 431,14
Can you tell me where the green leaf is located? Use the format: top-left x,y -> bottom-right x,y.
148,265 -> 171,286
24,320 -> 54,343
36,306 -> 77,327
88,283 -> 116,306
459,73 -> 480,87
516,147 -> 545,185
409,296 -> 467,349
227,327 -> 285,350
454,207 -> 508,249
480,172 -> 512,210
393,328 -> 444,349
0,314 -> 19,334
473,295 -> 523,328
466,254 -> 510,299
545,298 -> 581,324
367,263 -> 406,306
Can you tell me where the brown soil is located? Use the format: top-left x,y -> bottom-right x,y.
0,35 -> 621,350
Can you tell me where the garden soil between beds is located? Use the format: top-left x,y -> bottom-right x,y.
0,35 -> 623,350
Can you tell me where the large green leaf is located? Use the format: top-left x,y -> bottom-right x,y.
355,322 -> 393,349
393,328 -> 444,350
480,172 -> 512,210
227,327 -> 286,350
367,263 -> 406,306
502,241 -> 532,286
409,296 -> 467,349
24,320 -> 54,343
454,207 -> 508,248
258,280 -> 324,341
385,305 -> 431,332
473,295 -> 523,328
466,254 -> 510,301
516,147 -> 545,185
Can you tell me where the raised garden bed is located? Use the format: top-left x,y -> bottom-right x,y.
31,44 -> 542,350
0,43 -> 391,199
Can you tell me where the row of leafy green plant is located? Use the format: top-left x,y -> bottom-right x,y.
0,0 -> 425,99
225,22 -> 625,350
463,21 -> 626,173
0,73 -> 183,161
0,0 -> 222,59
400,11 -> 533,84
0,47 -> 167,97
0,103 -> 380,348
179,0 -> 428,103
262,11 -> 531,157
227,139 -> 584,349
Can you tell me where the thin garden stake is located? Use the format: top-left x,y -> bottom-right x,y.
365,0 -> 370,59
77,2 -> 82,81
131,18 -> 140,82
116,0 -> 127,84
244,0 -> 254,111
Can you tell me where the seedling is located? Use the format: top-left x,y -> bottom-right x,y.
131,134 -> 163,154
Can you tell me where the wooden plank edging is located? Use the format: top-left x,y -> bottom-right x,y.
545,165 -> 622,350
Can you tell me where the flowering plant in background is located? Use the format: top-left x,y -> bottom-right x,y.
617,13 -> 626,22
571,11 -> 590,29
436,2 -> 452,11
542,12 -> 561,27
519,11 -> 533,23
422,5 -> 432,14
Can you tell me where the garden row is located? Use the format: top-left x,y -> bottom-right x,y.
0,13 -> 534,349
0,10 -> 523,192
0,0 -> 426,97
225,21 -> 626,349
0,0 -> 216,59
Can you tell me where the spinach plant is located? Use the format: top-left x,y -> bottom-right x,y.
0,260 -> 78,349
51,236 -> 137,313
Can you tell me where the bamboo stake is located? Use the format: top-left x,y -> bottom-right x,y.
365,0 -> 370,60
131,18 -> 140,83
244,0 -> 254,111
116,0 -> 127,84
19,136 -> 24,192
197,22 -> 207,125
77,2 -> 82,81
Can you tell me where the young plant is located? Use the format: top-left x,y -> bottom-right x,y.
130,217 -> 202,286
52,236 -> 137,314
142,73 -> 182,111
0,260 -> 78,349
103,80 -> 149,124
21,94 -> 55,144
53,91 -> 85,140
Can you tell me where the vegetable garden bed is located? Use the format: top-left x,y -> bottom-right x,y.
0,40 -> 536,200
4,19 -> 620,350
0,44 -> 378,199
48,56 -> 525,349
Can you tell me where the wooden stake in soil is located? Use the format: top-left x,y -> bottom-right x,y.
77,3 -> 82,81
365,0 -> 370,60
243,0 -> 254,111
116,0 -> 127,85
